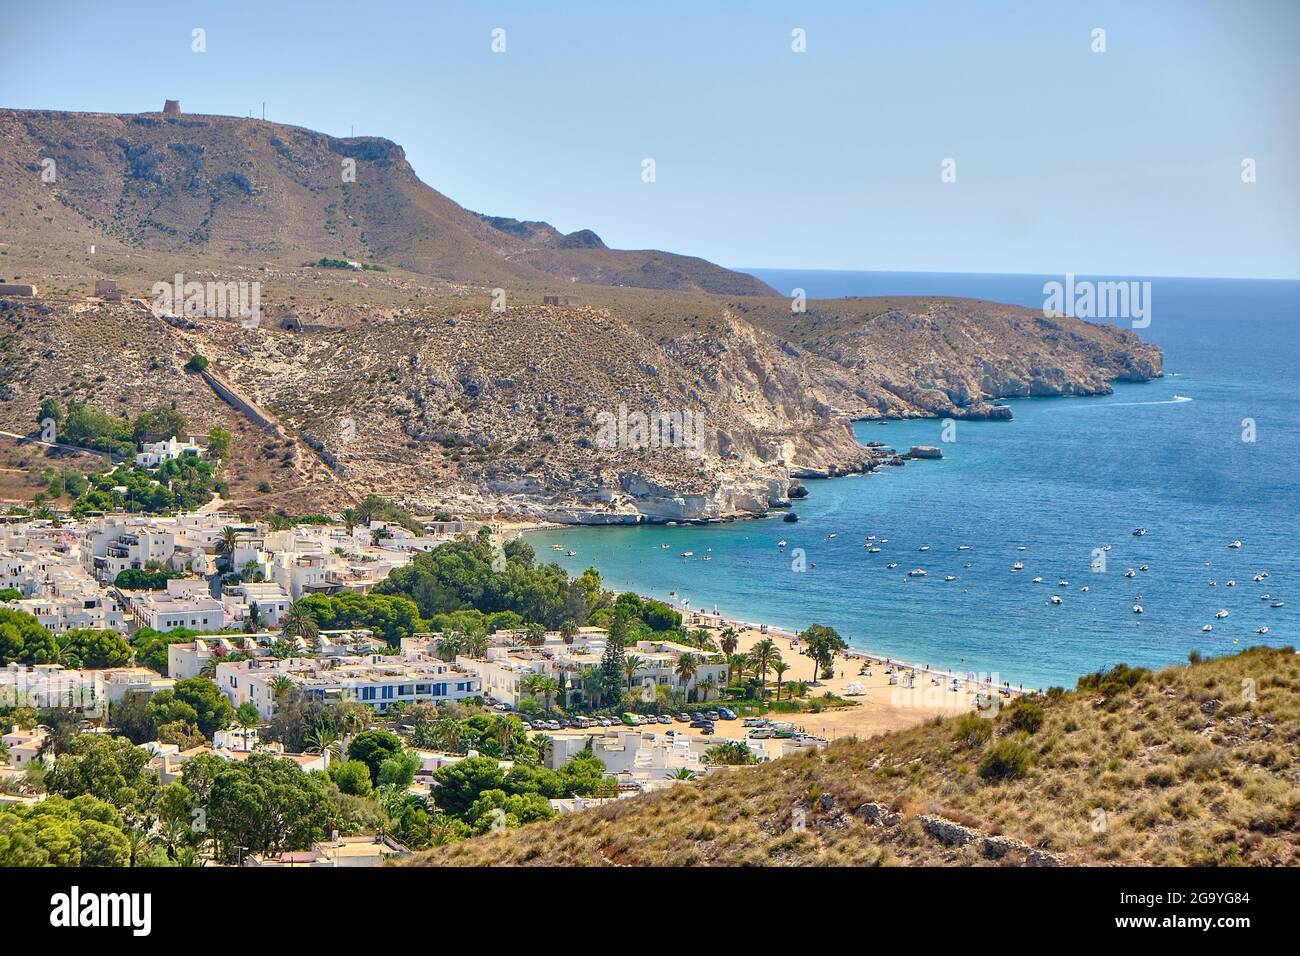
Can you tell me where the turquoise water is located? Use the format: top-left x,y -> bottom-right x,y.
528,273 -> 1299,688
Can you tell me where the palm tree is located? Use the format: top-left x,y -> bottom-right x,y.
523,622 -> 546,647
461,626 -> 491,659
668,767 -> 698,781
560,620 -> 578,645
726,652 -> 750,688
752,639 -> 779,697
435,631 -> 463,662
579,666 -> 604,708
305,724 -> 343,767
623,654 -> 644,690
675,652 -> 699,690
281,602 -> 320,644
538,677 -> 560,712
431,717 -> 465,753
520,673 -> 550,709
719,626 -> 739,657
772,660 -> 790,701
233,706 -> 260,750
341,508 -> 361,535
216,526 -> 239,570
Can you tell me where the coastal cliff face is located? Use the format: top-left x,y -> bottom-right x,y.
0,288 -> 1162,522
740,296 -> 1164,420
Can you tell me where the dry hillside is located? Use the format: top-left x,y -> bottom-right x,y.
410,647 -> 1298,867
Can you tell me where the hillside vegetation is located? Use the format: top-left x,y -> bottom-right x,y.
409,646 -> 1298,866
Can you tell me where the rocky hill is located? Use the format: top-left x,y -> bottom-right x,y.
408,647 -> 1298,867
0,106 -> 772,295
0,106 -> 1162,521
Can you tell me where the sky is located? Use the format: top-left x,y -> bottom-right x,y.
2,0 -> 1297,278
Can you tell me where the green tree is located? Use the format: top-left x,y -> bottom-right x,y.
0,607 -> 59,666
148,677 -> 234,739
205,426 -> 233,460
347,728 -> 403,785
800,624 -> 848,683
56,628 -> 133,669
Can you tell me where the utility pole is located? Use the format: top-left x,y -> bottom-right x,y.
261,101 -> 265,121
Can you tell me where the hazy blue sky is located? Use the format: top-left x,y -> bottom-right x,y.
3,0 -> 1297,277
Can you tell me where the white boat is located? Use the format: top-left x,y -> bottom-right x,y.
566,550 -> 577,557
660,543 -> 670,549
1139,565 -> 1149,572
1125,569 -> 1136,578
1032,576 -> 1043,584
1202,624 -> 1213,632
945,575 -> 958,582
827,533 -> 837,539
1226,579 -> 1235,587
918,545 -> 930,552
1257,626 -> 1270,634
1101,544 -> 1112,551
1132,604 -> 1143,613
1228,540 -> 1243,549
701,555 -> 711,561
1271,600 -> 1285,608
1011,561 -> 1024,571
1058,579 -> 1069,586
1081,586 -> 1089,592
908,568 -> 928,577
1017,545 -> 1027,551
957,545 -> 972,550
1215,609 -> 1230,619
680,551 -> 694,558
886,563 -> 898,569
867,546 -> 881,553
1261,594 -> 1270,601
1132,528 -> 1148,536
1050,595 -> 1062,605
777,540 -> 787,548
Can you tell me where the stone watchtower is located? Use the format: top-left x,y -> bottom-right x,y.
163,99 -> 181,116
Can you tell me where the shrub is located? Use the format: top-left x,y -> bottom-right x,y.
978,740 -> 1035,782
184,354 -> 209,373
953,713 -> 993,749
1007,698 -> 1045,735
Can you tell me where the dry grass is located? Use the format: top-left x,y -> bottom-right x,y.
408,646 -> 1298,867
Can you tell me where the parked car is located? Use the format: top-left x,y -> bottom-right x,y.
520,721 -> 534,731
492,703 -> 510,712
718,708 -> 736,720
597,717 -> 612,727
675,713 -> 691,722
743,717 -> 767,727
690,712 -> 704,721
747,728 -> 774,739
689,719 -> 712,729
705,711 -> 720,721
545,720 -> 561,731
621,713 -> 640,726
656,714 -> 671,724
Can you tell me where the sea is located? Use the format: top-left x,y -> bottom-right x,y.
526,271 -> 1299,689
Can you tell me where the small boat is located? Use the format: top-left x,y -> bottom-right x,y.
660,543 -> 670,549
867,546 -> 881,553
1228,540 -> 1243,549
1257,626 -> 1270,634
945,575 -> 958,582
1058,579 -> 1069,586
1271,600 -> 1285,608
680,551 -> 694,558
1125,569 -> 1136,578
1202,624 -> 1213,633
918,545 -> 930,552
1132,528 -> 1148,536
957,544 -> 972,551
1081,586 -> 1089,592
1215,609 -> 1230,619
1226,579 -> 1235,587
1132,604 -> 1143,613
1209,581 -> 1217,587
1139,565 -> 1149,572
1017,545 -> 1027,552
1032,576 -> 1044,584
566,550 -> 577,557
1101,544 -> 1112,551
1050,595 -> 1063,605
963,562 -> 973,569
1257,571 -> 1269,579
908,568 -> 928,577
701,555 -> 711,561
1260,594 -> 1270,601
1011,561 -> 1024,571
886,563 -> 898,569
880,538 -> 889,544
827,533 -> 837,539
777,540 -> 787,548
